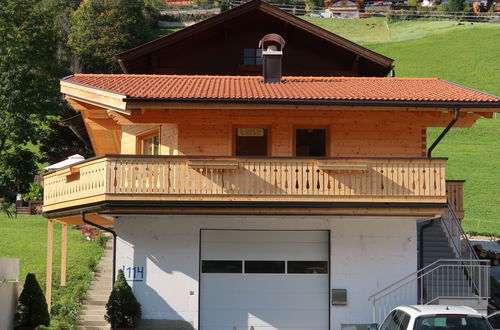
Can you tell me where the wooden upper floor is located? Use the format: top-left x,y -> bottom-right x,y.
41,75 -> 499,218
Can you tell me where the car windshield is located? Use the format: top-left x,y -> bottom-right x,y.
414,316 -> 493,330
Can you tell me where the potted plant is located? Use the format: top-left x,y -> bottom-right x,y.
14,273 -> 50,329
23,183 -> 43,215
105,269 -> 142,329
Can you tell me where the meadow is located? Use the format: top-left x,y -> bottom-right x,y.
0,214 -> 106,329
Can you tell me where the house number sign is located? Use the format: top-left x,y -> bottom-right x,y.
122,265 -> 145,282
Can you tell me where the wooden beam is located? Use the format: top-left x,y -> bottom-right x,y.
61,224 -> 68,286
61,81 -> 128,112
50,213 -> 114,227
46,220 -> 54,308
66,98 -> 107,112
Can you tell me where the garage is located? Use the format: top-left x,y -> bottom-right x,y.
200,230 -> 330,330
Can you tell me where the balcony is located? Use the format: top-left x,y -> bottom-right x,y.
42,156 -> 455,214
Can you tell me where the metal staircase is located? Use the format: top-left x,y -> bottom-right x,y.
369,205 -> 490,324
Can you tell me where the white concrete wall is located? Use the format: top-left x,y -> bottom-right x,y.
0,258 -> 19,330
115,215 -> 418,330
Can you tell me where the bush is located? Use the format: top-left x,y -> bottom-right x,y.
105,269 -> 142,328
96,233 -> 109,249
23,183 -> 43,202
15,273 -> 50,328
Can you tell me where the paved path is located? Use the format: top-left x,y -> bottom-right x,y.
77,238 -> 113,330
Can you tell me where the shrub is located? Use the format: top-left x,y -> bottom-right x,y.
23,183 -> 43,202
105,269 -> 142,328
15,273 -> 50,328
96,233 -> 109,249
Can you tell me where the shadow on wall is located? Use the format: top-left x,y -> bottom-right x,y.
117,221 -> 196,330
138,319 -> 194,330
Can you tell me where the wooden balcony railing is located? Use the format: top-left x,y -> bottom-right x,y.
446,180 -> 465,219
43,156 -> 448,212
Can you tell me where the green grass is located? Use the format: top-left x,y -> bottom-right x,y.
361,25 -> 500,236
0,214 -> 107,329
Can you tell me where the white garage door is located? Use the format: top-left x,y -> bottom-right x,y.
200,230 -> 329,330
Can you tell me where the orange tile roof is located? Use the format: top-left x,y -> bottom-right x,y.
63,74 -> 500,105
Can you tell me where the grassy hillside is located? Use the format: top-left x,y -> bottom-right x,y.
0,215 -> 106,328
300,18 -> 500,235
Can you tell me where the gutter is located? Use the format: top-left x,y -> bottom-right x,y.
427,107 -> 460,157
124,97 -> 500,109
81,211 -> 117,286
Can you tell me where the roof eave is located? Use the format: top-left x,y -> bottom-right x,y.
123,97 -> 500,109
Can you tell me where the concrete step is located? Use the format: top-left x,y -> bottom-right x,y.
79,314 -> 106,322
81,304 -> 106,311
86,294 -> 109,301
87,289 -> 111,295
79,309 -> 106,316
77,320 -> 109,326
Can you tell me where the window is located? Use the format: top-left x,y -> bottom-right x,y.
234,127 -> 269,156
243,48 -> 263,65
202,260 -> 242,273
414,316 -> 492,330
287,261 -> 328,274
245,261 -> 285,274
295,128 -> 327,157
380,310 -> 403,330
138,131 -> 160,155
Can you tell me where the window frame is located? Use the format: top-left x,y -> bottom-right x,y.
293,126 -> 330,157
232,125 -> 271,156
137,129 -> 160,155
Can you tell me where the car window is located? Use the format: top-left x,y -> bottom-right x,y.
380,310 -> 402,330
488,313 -> 500,330
414,316 -> 492,330
380,310 -> 398,330
398,311 -> 410,330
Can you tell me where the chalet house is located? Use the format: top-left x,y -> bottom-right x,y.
42,1 -> 500,329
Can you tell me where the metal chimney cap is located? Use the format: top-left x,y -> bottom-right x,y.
258,33 -> 286,50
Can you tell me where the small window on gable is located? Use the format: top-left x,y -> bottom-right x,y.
138,131 -> 160,155
243,48 -> 263,65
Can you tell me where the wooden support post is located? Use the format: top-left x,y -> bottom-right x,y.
46,220 -> 54,308
61,224 -> 68,286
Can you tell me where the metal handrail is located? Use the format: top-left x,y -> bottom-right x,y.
443,204 -> 479,260
369,259 -> 490,323
368,258 -> 484,302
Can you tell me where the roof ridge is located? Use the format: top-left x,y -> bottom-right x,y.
69,74 -> 440,81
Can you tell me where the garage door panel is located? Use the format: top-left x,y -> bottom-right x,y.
200,230 -> 329,330
202,242 -> 327,260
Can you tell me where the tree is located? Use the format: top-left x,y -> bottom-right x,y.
446,0 -> 466,12
69,0 -> 157,73
0,0 -> 65,196
105,269 -> 142,328
15,273 -> 50,328
0,147 -> 39,194
39,109 -> 94,165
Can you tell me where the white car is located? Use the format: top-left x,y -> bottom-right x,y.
487,311 -> 500,330
378,305 -> 493,330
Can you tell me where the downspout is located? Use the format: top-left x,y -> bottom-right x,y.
81,211 -> 117,286
427,107 -> 460,157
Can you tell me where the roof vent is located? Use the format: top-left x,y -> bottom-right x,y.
259,34 -> 286,83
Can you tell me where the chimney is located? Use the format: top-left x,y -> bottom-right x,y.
259,34 -> 286,83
